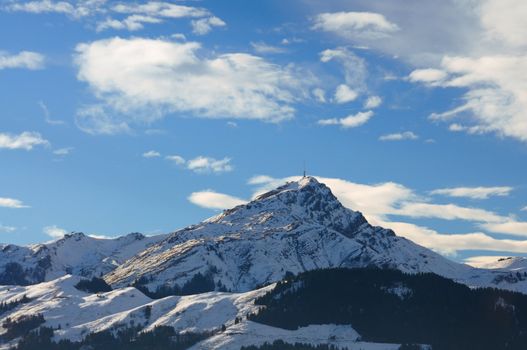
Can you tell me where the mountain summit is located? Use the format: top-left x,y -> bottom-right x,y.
104,176 -> 486,294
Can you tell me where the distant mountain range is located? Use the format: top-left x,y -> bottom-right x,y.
0,177 -> 526,349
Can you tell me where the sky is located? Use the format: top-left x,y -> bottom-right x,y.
1,0 -> 526,264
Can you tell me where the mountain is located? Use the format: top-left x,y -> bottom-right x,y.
1,176 -> 527,349
0,232 -> 166,285
104,176 -> 527,295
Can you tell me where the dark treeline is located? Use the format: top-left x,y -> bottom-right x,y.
74,277 -> 112,294
248,268 -> 527,350
0,295 -> 31,316
133,271 -> 225,299
241,340 -> 349,350
240,340 -> 423,350
13,325 -> 213,350
2,314 -> 45,342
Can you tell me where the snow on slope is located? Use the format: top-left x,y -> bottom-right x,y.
466,256 -> 527,271
0,275 -> 269,342
104,176 -> 527,294
190,322 -> 401,350
0,232 -> 167,284
0,276 -> 407,350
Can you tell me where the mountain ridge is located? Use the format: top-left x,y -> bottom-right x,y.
1,177 -> 526,294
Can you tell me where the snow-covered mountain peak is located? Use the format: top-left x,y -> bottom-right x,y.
205,176 -> 367,239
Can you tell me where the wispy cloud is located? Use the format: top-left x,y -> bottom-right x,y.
0,131 -> 49,150
96,15 -> 162,32
187,156 -> 233,174
163,154 -> 232,174
38,101 -> 65,125
0,224 -> 16,233
53,147 -> 73,156
0,51 -> 44,70
43,225 -> 67,239
0,197 -> 29,209
5,0 -> 100,18
188,190 -> 246,210
191,16 -> 225,35
313,11 -> 399,40
364,96 -> 382,109
250,42 -> 287,54
165,154 -> 186,165
142,150 -> 161,158
431,186 -> 513,199
318,111 -> 373,129
379,131 -> 418,141
319,47 -> 367,93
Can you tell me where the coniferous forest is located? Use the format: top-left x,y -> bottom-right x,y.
248,268 -> 527,350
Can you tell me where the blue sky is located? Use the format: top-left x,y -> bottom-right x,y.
1,0 -> 526,264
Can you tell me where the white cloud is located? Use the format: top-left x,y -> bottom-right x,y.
313,11 -> 399,40
0,197 -> 29,209
522,206 -> 527,212
0,51 -> 44,70
191,16 -> 225,35
53,147 -> 73,156
163,154 -> 231,173
142,150 -> 161,158
309,2 -> 527,143
74,37 -> 311,133
0,224 -> 16,233
312,88 -> 326,103
5,0 -> 104,18
0,131 -> 49,150
96,2 -> 215,32
333,84 -> 358,104
408,68 -> 447,85
7,0 -> 75,15
319,48 -> 367,90
165,154 -> 185,165
481,221 -> 527,237
395,202 -> 504,223
478,0 -> 527,48
112,2 -> 209,19
188,190 -> 246,210
448,123 -> 466,132
382,220 -> 527,256
364,96 -> 382,109
250,42 -> 287,54
187,156 -> 232,174
43,225 -> 68,239
422,55 -> 527,143
96,15 -> 162,32
379,131 -> 418,141
431,186 -> 513,199
318,111 -> 373,129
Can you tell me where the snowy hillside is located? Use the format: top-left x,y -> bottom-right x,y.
104,177 -> 527,294
466,256 -> 527,271
0,232 -> 166,285
0,275 -> 405,350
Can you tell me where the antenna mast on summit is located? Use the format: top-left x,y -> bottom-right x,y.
303,160 -> 306,178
